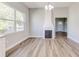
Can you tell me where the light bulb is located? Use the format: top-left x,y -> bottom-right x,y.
49,4 -> 54,10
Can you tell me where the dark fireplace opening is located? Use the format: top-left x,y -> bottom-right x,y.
45,30 -> 52,38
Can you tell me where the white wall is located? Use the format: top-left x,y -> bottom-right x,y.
29,7 -> 68,37
54,7 -> 68,17
3,2 -> 30,50
68,3 -> 79,43
29,8 -> 45,37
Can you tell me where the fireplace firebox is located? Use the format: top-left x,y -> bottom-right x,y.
45,30 -> 52,38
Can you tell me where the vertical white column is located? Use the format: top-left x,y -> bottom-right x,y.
43,6 -> 55,39
51,9 -> 55,39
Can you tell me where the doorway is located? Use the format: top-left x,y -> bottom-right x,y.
55,18 -> 67,37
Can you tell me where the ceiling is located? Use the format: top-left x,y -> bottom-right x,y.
23,2 -> 74,8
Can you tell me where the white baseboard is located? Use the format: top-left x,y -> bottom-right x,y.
29,35 -> 43,38
67,35 -> 79,44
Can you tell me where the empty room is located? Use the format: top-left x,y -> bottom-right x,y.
0,2 -> 79,57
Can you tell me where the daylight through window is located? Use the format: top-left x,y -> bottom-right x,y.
0,3 -> 25,35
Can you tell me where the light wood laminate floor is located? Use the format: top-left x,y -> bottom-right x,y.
8,36 -> 79,57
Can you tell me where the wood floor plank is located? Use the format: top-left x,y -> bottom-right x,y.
8,36 -> 79,57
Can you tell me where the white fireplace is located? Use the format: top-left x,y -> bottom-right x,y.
43,4 -> 55,39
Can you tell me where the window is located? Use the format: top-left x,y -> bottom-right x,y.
0,3 -> 25,35
16,11 -> 24,32
0,20 -> 14,34
0,3 -> 14,20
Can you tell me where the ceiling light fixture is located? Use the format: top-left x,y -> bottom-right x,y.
45,4 -> 54,10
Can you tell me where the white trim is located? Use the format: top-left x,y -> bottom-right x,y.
67,35 -> 79,44
29,35 -> 43,38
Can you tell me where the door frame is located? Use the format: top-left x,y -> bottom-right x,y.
55,17 -> 67,37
